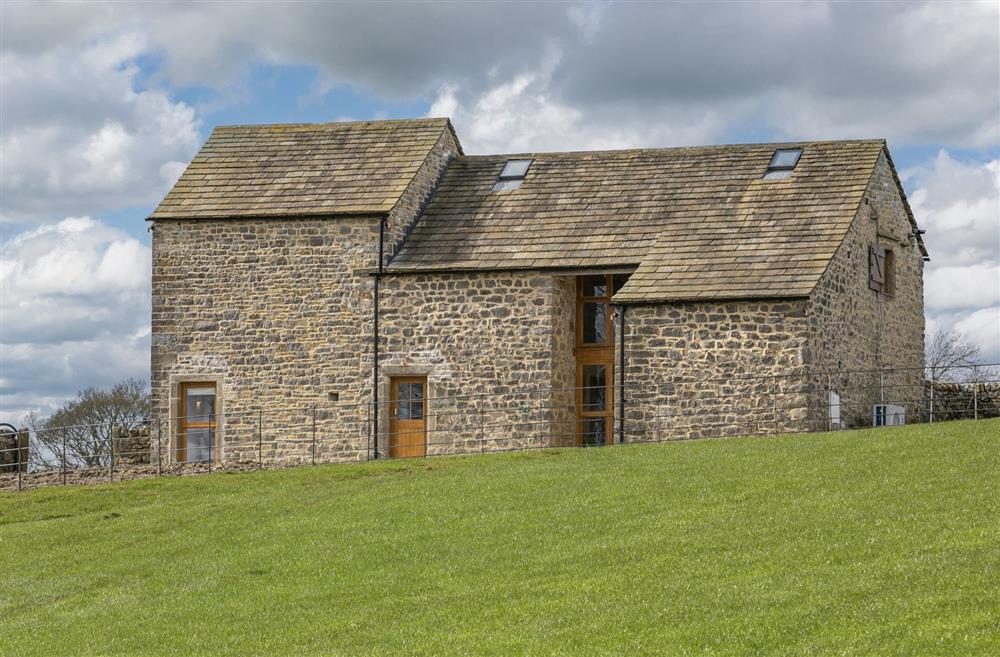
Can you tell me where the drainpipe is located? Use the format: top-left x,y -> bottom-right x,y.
617,304 -> 627,444
372,216 -> 386,459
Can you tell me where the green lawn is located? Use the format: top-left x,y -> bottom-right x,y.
1,420 -> 998,657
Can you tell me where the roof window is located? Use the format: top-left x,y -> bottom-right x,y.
493,159 -> 532,191
763,148 -> 802,180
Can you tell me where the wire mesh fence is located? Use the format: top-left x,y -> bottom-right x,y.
2,363 -> 997,491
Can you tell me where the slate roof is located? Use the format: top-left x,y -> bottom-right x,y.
150,118 -> 455,219
387,139 -> 918,302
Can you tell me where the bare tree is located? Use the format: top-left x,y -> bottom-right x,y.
25,379 -> 149,469
926,328 -> 995,382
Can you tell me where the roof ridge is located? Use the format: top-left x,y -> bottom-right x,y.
462,138 -> 886,160
212,117 -> 450,131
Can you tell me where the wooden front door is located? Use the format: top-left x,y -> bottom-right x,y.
389,376 -> 427,458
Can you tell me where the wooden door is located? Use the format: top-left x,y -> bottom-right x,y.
178,383 -> 217,462
389,376 -> 427,458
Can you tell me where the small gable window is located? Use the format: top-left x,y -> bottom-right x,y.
869,244 -> 896,295
493,159 -> 532,191
763,148 -> 802,180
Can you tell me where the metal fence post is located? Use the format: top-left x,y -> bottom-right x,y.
17,431 -> 23,492
929,366 -> 935,424
110,429 -> 115,483
311,405 -> 317,466
157,418 -> 162,477
62,428 -> 68,485
772,378 -> 779,436
480,392 -> 485,453
973,364 -> 979,421
258,410 -> 263,470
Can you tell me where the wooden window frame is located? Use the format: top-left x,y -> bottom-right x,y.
177,382 -> 218,463
883,247 -> 896,296
575,274 -> 618,446
576,274 -> 615,350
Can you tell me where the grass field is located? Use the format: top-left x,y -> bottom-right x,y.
1,419 -> 998,656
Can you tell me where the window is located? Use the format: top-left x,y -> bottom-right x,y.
178,383 -> 217,463
884,248 -> 896,295
492,158 -> 533,191
869,244 -> 896,295
763,148 -> 803,180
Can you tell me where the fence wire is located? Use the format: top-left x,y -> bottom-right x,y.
2,363 -> 997,491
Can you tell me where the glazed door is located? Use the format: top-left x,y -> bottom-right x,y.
575,274 -> 629,446
178,383 -> 217,462
389,377 -> 427,458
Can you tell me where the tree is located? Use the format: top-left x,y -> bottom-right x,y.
25,378 -> 150,469
925,328 -> 994,382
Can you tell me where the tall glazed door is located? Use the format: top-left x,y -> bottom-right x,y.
575,274 -> 629,446
389,377 -> 427,458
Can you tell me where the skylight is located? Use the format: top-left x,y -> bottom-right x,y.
763,148 -> 802,180
493,159 -> 533,191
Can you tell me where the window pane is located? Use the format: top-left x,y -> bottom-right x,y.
492,179 -> 523,192
186,428 -> 213,462
581,419 -> 607,446
185,387 -> 215,423
769,148 -> 802,169
581,275 -> 607,298
612,274 -> 629,294
410,384 -> 424,420
582,365 -> 607,412
499,159 -> 532,179
397,384 -> 410,420
583,302 -> 607,344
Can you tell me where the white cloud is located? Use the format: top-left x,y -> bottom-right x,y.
430,49 -> 729,154
907,151 -> 1000,363
5,2 -> 997,154
0,218 -> 151,423
0,32 -> 201,221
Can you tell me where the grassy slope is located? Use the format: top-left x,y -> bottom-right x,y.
1,420 -> 998,657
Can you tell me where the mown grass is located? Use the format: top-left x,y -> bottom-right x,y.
1,419 -> 998,656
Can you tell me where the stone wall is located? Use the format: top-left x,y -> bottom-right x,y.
622,300 -> 812,442
150,126 -> 460,465
151,216 -> 380,464
805,151 -> 926,429
377,272 -> 576,455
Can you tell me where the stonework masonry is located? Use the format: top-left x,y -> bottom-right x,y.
621,152 -> 925,441
377,272 -> 576,455
622,300 -> 812,441
804,152 -> 925,428
150,124 -> 461,465
150,139 -> 924,462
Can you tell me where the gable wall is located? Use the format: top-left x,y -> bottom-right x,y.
804,151 -> 926,429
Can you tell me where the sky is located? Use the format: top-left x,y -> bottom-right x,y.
1,0 -> 999,423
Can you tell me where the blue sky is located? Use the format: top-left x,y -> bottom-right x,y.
2,1 -> 998,421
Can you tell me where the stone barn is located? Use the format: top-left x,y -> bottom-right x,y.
149,118 -> 926,464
